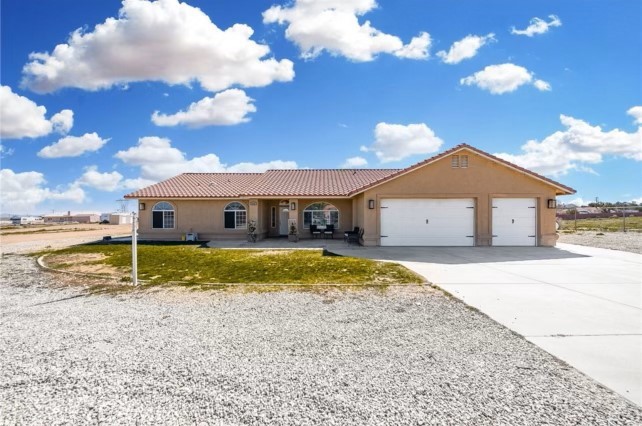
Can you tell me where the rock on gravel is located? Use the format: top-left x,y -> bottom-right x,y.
558,231 -> 642,254
1,254 -> 641,425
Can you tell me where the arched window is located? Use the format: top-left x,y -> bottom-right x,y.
303,202 -> 339,229
152,202 -> 175,229
224,202 -> 247,229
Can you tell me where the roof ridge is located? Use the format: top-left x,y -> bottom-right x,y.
263,168 -> 402,172
180,172 -> 263,175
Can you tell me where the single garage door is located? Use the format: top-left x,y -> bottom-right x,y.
380,199 -> 475,246
492,198 -> 537,246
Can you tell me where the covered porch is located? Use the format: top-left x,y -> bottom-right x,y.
253,198 -> 360,241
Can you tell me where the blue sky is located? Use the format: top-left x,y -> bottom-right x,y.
1,0 -> 640,214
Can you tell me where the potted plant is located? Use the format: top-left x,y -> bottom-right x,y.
288,220 -> 298,242
247,220 -> 257,243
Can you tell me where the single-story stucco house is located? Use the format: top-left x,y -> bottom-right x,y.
124,144 -> 575,247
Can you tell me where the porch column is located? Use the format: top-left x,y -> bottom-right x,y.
288,198 -> 299,234
248,199 -> 259,236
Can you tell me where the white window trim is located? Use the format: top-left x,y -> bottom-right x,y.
152,201 -> 176,229
302,202 -> 340,229
224,202 -> 248,230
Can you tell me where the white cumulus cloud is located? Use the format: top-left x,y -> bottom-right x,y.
263,0 -> 430,61
0,85 -> 73,139
627,106 -> 642,125
394,32 -> 432,59
115,136 -> 298,187
495,110 -> 642,176
436,33 -> 495,64
75,166 -> 124,192
511,15 -> 562,37
152,89 -> 256,128
533,79 -> 552,91
0,169 -> 85,213
38,132 -> 109,158
362,122 -> 444,163
21,0 -> 294,94
50,110 -> 74,134
460,63 -> 550,94
341,156 -> 368,168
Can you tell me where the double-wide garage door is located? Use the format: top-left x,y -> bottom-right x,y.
380,199 -> 475,246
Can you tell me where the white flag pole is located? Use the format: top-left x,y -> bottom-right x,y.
131,211 -> 138,286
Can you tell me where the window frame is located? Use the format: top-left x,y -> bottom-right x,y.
271,206 -> 276,228
302,202 -> 340,229
151,201 -> 175,229
224,201 -> 248,230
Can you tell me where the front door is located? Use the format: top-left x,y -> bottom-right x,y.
279,208 -> 289,235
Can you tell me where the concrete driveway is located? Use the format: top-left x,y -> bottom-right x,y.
332,243 -> 642,406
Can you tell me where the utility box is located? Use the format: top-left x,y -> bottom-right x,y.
185,232 -> 198,242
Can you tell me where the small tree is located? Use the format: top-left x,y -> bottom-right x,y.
247,220 -> 257,243
288,219 -> 298,242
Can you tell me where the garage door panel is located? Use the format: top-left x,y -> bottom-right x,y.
492,198 -> 536,246
380,199 -> 474,246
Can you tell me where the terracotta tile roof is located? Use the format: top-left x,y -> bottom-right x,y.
124,173 -> 262,198
348,143 -> 576,196
124,144 -> 575,199
241,169 -> 400,197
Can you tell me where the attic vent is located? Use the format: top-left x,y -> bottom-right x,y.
451,154 -> 468,168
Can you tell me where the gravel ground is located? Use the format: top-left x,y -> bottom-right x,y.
1,255 -> 640,425
558,231 -> 642,254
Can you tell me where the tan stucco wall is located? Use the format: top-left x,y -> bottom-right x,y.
137,199 -> 249,241
137,198 -> 355,241
359,149 -> 559,246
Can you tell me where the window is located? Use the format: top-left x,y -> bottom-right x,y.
271,206 -> 276,228
303,202 -> 339,229
451,155 -> 460,168
460,155 -> 469,168
224,202 -> 247,229
152,202 -> 175,229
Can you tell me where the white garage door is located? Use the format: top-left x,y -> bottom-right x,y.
492,198 -> 537,246
380,199 -> 475,246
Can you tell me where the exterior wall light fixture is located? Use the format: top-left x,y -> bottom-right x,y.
547,199 -> 557,209
368,199 -> 375,209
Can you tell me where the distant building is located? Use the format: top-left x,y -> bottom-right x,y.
10,216 -> 45,225
109,212 -> 133,225
43,211 -> 100,224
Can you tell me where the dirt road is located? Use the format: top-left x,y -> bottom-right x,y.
0,224 -> 131,254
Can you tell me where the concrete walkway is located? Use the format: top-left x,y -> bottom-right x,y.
330,244 -> 642,407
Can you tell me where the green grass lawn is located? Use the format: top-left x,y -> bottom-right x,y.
39,243 -> 424,286
558,216 -> 642,232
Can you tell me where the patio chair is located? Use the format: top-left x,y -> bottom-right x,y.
310,224 -> 321,239
344,226 -> 359,242
346,228 -> 364,245
323,224 -> 335,239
